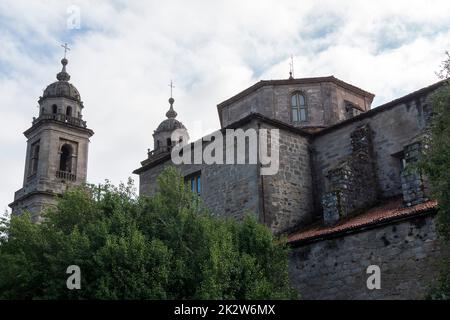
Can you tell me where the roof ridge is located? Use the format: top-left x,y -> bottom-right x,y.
217,76 -> 375,110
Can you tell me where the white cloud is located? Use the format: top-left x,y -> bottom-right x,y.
1,0 -> 449,213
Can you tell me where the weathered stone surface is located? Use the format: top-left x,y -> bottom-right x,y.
401,142 -> 428,206
260,122 -> 313,234
138,120 -> 313,234
320,124 -> 379,224
313,95 -> 432,212
220,80 -> 372,130
289,214 -> 448,300
133,78 -> 444,299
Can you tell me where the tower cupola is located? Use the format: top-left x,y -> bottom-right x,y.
153,94 -> 189,153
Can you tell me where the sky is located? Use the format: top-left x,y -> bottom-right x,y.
1,0 -> 450,215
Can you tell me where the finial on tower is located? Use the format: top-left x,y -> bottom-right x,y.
166,80 -> 177,119
289,55 -> 294,80
57,43 -> 71,81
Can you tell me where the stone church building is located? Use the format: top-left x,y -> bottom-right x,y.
10,56 -> 447,299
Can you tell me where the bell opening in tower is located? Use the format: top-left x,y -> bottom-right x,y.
59,144 -> 73,173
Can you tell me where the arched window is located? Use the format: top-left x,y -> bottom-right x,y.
291,92 -> 307,122
167,138 -> 172,148
52,104 -> 58,114
59,144 -> 73,172
29,141 -> 40,175
32,144 -> 40,173
66,106 -> 72,117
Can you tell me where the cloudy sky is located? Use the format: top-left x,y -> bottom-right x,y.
1,0 -> 450,214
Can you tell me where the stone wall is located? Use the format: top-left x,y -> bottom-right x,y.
11,120 -> 92,216
220,81 -> 370,130
260,122 -> 314,234
138,119 -> 315,234
313,96 -> 431,208
140,160 -> 261,221
401,142 -> 429,206
321,124 -> 379,225
289,213 -> 447,299
138,121 -> 262,222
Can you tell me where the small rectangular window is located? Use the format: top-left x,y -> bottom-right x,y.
185,171 -> 202,195
291,93 -> 307,123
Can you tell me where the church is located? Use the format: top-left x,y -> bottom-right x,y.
10,54 -> 448,299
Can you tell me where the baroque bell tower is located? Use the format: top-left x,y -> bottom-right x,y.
9,52 -> 94,221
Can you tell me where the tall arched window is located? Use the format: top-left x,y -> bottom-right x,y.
52,104 -> 58,114
59,144 -> 73,172
66,106 -> 72,117
291,92 -> 307,122
32,144 -> 40,173
29,141 -> 40,175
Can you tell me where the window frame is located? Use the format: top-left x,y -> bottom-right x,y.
28,140 -> 40,176
290,92 -> 308,123
185,171 -> 202,195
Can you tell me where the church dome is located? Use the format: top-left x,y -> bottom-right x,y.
42,58 -> 81,102
43,81 -> 81,101
154,97 -> 186,133
156,117 -> 186,132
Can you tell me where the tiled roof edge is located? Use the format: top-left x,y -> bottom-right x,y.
288,206 -> 438,248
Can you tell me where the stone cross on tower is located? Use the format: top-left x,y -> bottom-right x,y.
168,80 -> 175,98
61,43 -> 71,58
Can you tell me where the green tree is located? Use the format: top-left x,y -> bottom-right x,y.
423,53 -> 450,299
0,167 -> 297,299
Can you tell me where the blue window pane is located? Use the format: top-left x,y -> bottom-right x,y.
197,176 -> 201,194
292,109 -> 299,122
300,108 -> 306,121
291,95 -> 297,107
299,94 -> 305,106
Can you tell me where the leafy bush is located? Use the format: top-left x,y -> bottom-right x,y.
0,167 -> 297,299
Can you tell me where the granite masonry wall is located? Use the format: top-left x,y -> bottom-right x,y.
11,121 -> 92,217
289,213 -> 447,300
138,119 -> 315,234
313,95 -> 431,208
219,81 -> 370,130
139,121 -> 261,221
320,124 -> 379,225
401,142 -> 429,207
260,122 -> 314,234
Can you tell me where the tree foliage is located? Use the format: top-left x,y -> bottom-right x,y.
422,53 -> 450,299
0,167 -> 296,299
423,83 -> 450,240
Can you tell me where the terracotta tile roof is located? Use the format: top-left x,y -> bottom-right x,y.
287,198 -> 438,245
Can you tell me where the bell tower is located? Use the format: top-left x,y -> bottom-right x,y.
9,53 -> 94,221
